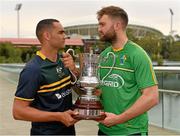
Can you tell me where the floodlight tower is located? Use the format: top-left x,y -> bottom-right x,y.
15,3 -> 22,38
169,8 -> 174,35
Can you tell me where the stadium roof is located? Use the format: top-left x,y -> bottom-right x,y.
65,23 -> 164,38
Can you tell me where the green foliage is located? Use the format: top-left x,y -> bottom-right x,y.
0,56 -> 6,63
0,43 -> 38,63
127,28 -> 138,42
0,33 -> 180,64
0,43 -> 23,63
168,41 -> 180,61
20,46 -> 38,62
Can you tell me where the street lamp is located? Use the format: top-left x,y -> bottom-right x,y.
15,3 -> 22,38
169,8 -> 174,35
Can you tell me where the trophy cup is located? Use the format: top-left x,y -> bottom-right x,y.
73,52 -> 105,120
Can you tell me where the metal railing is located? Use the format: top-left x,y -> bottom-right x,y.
149,66 -> 180,133
0,64 -> 180,132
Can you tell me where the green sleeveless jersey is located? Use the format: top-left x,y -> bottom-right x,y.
98,40 -> 157,135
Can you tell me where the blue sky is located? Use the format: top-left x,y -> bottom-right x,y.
0,0 -> 180,38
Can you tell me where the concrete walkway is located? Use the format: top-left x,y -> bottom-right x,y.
0,70 -> 180,135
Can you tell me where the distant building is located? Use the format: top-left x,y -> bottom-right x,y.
65,24 -> 164,39
65,23 -> 164,52
0,24 -> 165,53
0,38 -> 84,48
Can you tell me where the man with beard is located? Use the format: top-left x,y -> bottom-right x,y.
96,6 -> 159,135
13,19 -> 79,135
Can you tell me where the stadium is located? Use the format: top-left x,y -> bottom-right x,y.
65,23 -> 164,53
65,24 -> 164,39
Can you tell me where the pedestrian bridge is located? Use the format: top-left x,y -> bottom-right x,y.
0,64 -> 180,135
149,66 -> 180,133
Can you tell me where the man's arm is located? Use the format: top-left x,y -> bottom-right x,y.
99,85 -> 159,127
13,99 -> 78,127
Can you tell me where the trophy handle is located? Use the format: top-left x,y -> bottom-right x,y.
66,49 -> 78,85
66,48 -> 78,58
98,52 -> 116,83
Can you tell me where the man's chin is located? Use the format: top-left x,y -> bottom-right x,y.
99,37 -> 106,41
57,44 -> 65,49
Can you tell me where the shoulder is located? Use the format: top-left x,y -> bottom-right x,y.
126,41 -> 153,71
100,46 -> 112,56
126,41 -> 150,59
23,55 -> 43,74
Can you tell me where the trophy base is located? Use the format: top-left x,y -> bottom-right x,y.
73,95 -> 105,120
73,108 -> 106,121
73,114 -> 106,121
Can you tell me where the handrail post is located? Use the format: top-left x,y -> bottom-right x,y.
162,72 -> 164,128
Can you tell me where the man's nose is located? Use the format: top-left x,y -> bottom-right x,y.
64,34 -> 69,39
98,27 -> 102,32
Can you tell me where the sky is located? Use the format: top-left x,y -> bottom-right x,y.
0,0 -> 180,38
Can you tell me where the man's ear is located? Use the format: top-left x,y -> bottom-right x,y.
43,31 -> 51,41
114,21 -> 122,31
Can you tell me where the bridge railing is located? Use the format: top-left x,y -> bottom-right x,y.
0,64 -> 180,132
149,66 -> 180,133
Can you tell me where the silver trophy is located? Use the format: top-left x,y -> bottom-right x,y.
66,49 -> 116,120
73,52 -> 105,120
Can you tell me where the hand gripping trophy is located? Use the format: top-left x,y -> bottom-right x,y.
66,49 -> 105,120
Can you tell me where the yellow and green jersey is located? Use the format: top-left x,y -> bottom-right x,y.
98,40 -> 158,135
15,51 -> 74,130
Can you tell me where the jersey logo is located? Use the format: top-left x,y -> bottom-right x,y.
120,55 -> 127,65
55,93 -> 62,99
56,66 -> 65,77
55,89 -> 72,99
101,74 -> 124,88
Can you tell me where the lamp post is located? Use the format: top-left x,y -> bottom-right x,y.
15,3 -> 22,38
169,8 -> 174,35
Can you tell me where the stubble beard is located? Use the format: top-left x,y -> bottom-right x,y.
99,27 -> 117,44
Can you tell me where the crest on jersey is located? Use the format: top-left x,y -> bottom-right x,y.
56,66 -> 65,77
119,55 -> 127,65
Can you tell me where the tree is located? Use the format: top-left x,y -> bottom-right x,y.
168,41 -> 180,61
0,43 -> 22,63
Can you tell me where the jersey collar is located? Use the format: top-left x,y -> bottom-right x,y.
112,40 -> 129,52
36,51 -> 46,60
112,47 -> 123,52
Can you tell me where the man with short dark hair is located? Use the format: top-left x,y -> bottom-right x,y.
96,6 -> 159,135
13,19 -> 79,135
